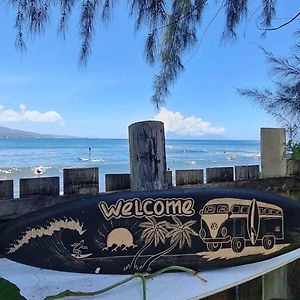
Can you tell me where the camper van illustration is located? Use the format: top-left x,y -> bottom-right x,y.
199,198 -> 284,253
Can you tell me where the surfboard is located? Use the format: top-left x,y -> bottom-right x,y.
0,188 -> 299,274
247,199 -> 260,245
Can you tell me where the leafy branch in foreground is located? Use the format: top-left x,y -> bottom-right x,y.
44,265 -> 207,300
287,140 -> 300,160
6,1 -> 300,107
0,277 -> 26,300
238,46 -> 300,141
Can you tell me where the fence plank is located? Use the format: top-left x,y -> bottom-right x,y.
20,177 -> 59,198
175,169 -> 203,186
0,180 -> 13,200
166,170 -> 173,187
287,160 -> 300,176
105,174 -> 130,192
235,165 -> 259,181
63,168 -> 99,195
206,167 -> 234,183
238,277 -> 262,300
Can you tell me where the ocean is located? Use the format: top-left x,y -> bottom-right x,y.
0,138 -> 260,196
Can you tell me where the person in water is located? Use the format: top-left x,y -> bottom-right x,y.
88,147 -> 92,160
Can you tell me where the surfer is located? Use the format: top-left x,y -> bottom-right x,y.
71,240 -> 88,257
33,166 -> 46,177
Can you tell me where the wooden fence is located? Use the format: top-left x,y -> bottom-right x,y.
0,163 -> 300,299
1,164 -> 298,202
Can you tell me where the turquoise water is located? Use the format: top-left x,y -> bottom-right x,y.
0,138 -> 260,195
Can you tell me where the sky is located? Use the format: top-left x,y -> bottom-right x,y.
0,1 -> 299,140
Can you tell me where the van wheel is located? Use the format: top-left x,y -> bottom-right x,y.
207,242 -> 221,252
262,235 -> 275,250
231,237 -> 245,253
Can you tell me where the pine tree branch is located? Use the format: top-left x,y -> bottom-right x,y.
257,11 -> 300,31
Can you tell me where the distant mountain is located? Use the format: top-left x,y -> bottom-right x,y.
0,126 -> 74,138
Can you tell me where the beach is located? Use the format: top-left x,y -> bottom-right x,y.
0,138 -> 260,196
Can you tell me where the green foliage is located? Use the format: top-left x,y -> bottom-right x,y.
0,278 -> 26,300
287,140 -> 300,160
6,0 -> 295,107
238,46 -> 300,139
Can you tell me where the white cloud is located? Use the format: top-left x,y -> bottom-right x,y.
0,104 -> 63,124
154,108 -> 225,136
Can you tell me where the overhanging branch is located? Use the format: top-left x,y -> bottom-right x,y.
257,11 -> 300,31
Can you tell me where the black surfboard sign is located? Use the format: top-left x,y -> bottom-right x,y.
0,188 -> 299,274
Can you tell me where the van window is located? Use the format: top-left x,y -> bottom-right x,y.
241,206 -> 249,214
217,205 -> 228,213
204,205 -> 216,214
231,205 -> 240,214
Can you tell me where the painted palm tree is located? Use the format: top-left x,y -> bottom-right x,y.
128,217 -> 168,270
142,216 -> 198,271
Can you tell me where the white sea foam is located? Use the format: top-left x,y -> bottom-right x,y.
78,158 -> 105,162
0,169 -> 12,174
78,157 -> 89,161
91,158 -> 105,162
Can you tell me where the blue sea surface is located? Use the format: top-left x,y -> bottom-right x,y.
0,138 -> 260,195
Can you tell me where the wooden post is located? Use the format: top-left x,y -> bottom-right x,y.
128,121 -> 167,191
105,174 -> 130,192
260,128 -> 288,300
175,169 -> 204,186
20,177 -> 59,198
206,167 -> 234,183
261,128 -> 286,178
0,180 -> 13,200
63,168 -> 99,195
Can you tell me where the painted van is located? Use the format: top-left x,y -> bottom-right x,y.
199,198 -> 284,253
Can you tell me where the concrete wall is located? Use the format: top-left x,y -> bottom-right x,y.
261,128 -> 287,178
